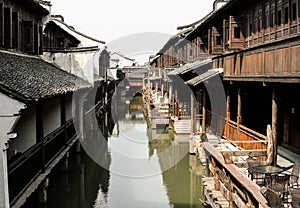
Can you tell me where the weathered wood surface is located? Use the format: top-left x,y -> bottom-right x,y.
221,149 -> 267,157
203,142 -> 269,208
203,177 -> 230,208
223,119 -> 267,152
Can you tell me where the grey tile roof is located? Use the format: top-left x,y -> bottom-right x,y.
0,50 -> 91,102
185,68 -> 223,86
167,59 -> 212,76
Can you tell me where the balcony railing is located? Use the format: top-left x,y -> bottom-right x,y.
8,119 -> 77,204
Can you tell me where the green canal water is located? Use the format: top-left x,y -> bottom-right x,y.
43,95 -> 208,208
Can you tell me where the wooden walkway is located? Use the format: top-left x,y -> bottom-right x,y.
203,177 -> 230,208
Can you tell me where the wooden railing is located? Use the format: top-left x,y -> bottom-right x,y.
203,110 -> 268,162
8,120 -> 77,204
223,120 -> 267,151
203,142 -> 269,208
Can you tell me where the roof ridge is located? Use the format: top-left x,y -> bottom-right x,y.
0,49 -> 42,60
51,18 -> 106,44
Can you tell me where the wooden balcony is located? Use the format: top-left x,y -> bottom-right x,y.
203,142 -> 269,208
215,33 -> 300,83
203,110 -> 268,163
8,119 -> 77,205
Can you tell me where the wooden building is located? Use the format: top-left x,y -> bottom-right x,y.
0,0 -> 48,54
151,0 -> 300,163
0,1 -> 109,207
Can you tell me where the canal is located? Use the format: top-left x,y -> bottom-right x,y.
33,93 -> 208,208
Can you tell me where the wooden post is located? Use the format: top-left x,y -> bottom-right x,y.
202,89 -> 207,134
175,90 -> 178,117
266,125 -> 273,165
229,179 -> 234,208
272,89 -> 278,165
191,93 -> 194,134
211,159 -> 220,190
226,90 -> 231,139
237,87 -> 242,140
78,92 -> 84,142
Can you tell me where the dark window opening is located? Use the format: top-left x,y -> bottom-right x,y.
270,13 -> 274,27
249,23 -> 253,35
284,7 -> 289,24
292,3 -> 297,21
278,10 -> 282,25
234,27 -> 241,38
26,28 -> 31,44
189,48 -> 193,56
215,36 -> 222,46
266,16 -> 269,28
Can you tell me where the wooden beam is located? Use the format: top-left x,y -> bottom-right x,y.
202,89 -> 207,133
218,140 -> 268,144
221,149 -> 267,157
237,87 -> 242,140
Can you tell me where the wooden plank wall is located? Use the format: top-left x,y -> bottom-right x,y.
222,41 -> 300,77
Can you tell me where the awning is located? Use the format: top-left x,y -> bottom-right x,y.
167,59 -> 212,76
185,68 -> 223,86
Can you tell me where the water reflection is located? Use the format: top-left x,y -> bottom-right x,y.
45,93 -> 206,208
46,151 -> 109,208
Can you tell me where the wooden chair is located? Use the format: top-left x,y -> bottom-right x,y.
290,188 -> 300,208
264,188 -> 284,208
246,157 -> 265,185
266,174 -> 290,201
289,161 -> 300,188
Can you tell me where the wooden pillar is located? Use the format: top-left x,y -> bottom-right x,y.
229,179 -> 234,208
237,87 -> 242,140
202,89 -> 207,134
272,88 -> 278,165
212,159 -> 220,190
226,90 -> 231,139
36,101 -> 45,172
175,90 -> 178,118
191,93 -> 194,134
78,93 -> 84,141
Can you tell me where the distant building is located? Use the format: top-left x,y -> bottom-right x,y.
42,16 -> 107,84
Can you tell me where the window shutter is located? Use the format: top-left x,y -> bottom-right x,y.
23,20 -> 34,53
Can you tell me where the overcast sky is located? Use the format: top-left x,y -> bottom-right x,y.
50,0 -> 215,43
49,0 -> 215,64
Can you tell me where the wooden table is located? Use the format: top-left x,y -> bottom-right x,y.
252,165 -> 284,186
252,165 -> 284,175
